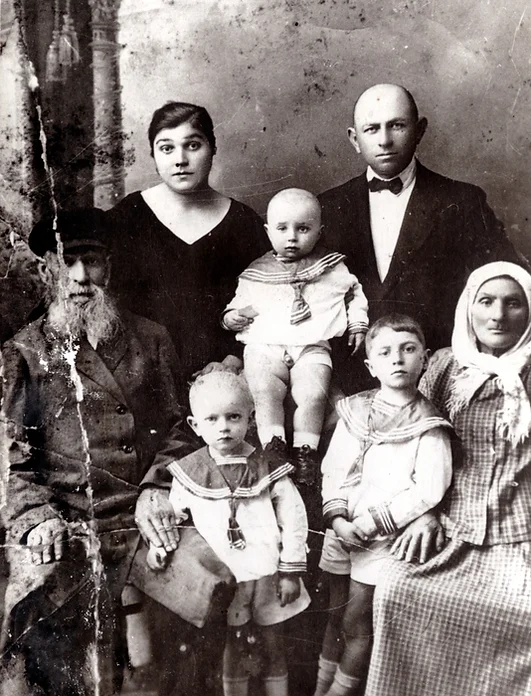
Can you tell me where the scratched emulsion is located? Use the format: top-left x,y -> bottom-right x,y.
1,0 -> 531,693
0,3 -> 107,692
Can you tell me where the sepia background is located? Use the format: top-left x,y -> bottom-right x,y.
0,0 -> 530,691
1,0 -> 531,334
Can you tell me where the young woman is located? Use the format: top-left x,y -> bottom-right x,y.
365,261 -> 531,696
109,101 -> 267,380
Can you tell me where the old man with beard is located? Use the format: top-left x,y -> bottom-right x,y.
0,209 -> 192,695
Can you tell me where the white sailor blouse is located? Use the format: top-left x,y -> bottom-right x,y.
223,246 -> 369,346
322,390 -> 453,538
167,443 -> 308,583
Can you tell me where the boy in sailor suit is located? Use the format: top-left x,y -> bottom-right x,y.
148,371 -> 310,696
223,188 -> 369,485
314,315 -> 452,696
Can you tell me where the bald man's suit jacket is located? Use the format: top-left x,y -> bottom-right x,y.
319,162 -> 523,392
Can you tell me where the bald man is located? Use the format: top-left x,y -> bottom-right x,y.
319,83 -> 523,394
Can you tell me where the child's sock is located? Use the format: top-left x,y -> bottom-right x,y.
222,675 -> 249,696
292,431 -> 320,450
313,655 -> 338,696
263,673 -> 289,696
260,426 -> 286,446
325,668 -> 362,696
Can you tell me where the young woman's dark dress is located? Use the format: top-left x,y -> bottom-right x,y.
108,192 -> 267,378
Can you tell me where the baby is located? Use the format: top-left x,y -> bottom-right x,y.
223,188 -> 368,484
149,371 -> 310,696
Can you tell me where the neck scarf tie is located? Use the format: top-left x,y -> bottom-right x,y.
290,280 -> 312,325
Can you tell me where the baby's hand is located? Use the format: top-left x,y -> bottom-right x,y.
277,574 -> 300,606
348,331 -> 366,356
350,512 -> 378,541
223,309 -> 254,332
146,544 -> 170,572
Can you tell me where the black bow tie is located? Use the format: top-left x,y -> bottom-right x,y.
368,177 -> 403,195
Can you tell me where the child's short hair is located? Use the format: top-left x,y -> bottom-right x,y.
189,371 -> 254,414
365,314 -> 426,356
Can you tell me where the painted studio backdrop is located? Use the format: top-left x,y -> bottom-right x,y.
1,0 -> 531,660
1,0 -> 531,333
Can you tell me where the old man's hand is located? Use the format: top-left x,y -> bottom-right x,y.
26,517 -> 67,565
135,488 -> 179,553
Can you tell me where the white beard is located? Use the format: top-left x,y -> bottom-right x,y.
46,283 -> 121,346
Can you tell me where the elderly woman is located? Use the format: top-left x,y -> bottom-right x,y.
364,261 -> 531,696
108,101 -> 267,380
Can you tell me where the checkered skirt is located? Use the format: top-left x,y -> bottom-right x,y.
365,538 -> 531,696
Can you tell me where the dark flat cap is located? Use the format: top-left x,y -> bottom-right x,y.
28,208 -> 110,257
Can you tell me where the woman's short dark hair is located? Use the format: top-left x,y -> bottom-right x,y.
148,102 -> 216,154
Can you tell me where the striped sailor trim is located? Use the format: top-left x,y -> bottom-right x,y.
278,561 -> 307,573
240,251 -> 346,285
323,500 -> 349,525
337,397 -> 451,444
341,471 -> 362,488
291,303 -> 312,325
167,460 -> 294,501
347,321 -> 369,332
368,504 -> 398,536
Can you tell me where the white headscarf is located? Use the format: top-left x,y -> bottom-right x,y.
450,261 -> 531,444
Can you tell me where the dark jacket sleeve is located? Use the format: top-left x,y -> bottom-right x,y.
1,341 -> 62,541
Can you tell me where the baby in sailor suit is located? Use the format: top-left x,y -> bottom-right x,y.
223,188 -> 369,485
149,371 -> 310,696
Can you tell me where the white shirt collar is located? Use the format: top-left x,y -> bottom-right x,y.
209,441 -> 255,465
366,158 -> 417,195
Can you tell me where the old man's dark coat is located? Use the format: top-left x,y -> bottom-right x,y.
0,310 -> 190,651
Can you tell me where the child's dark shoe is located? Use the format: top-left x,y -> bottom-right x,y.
262,436 -> 289,468
292,445 -> 320,486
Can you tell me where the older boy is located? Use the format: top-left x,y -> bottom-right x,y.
315,315 -> 452,696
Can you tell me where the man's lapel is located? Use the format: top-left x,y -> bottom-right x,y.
349,176 -> 380,283
75,327 -> 128,403
381,164 -> 436,295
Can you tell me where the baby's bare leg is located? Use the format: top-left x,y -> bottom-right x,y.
244,350 -> 289,446
290,363 -> 332,449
